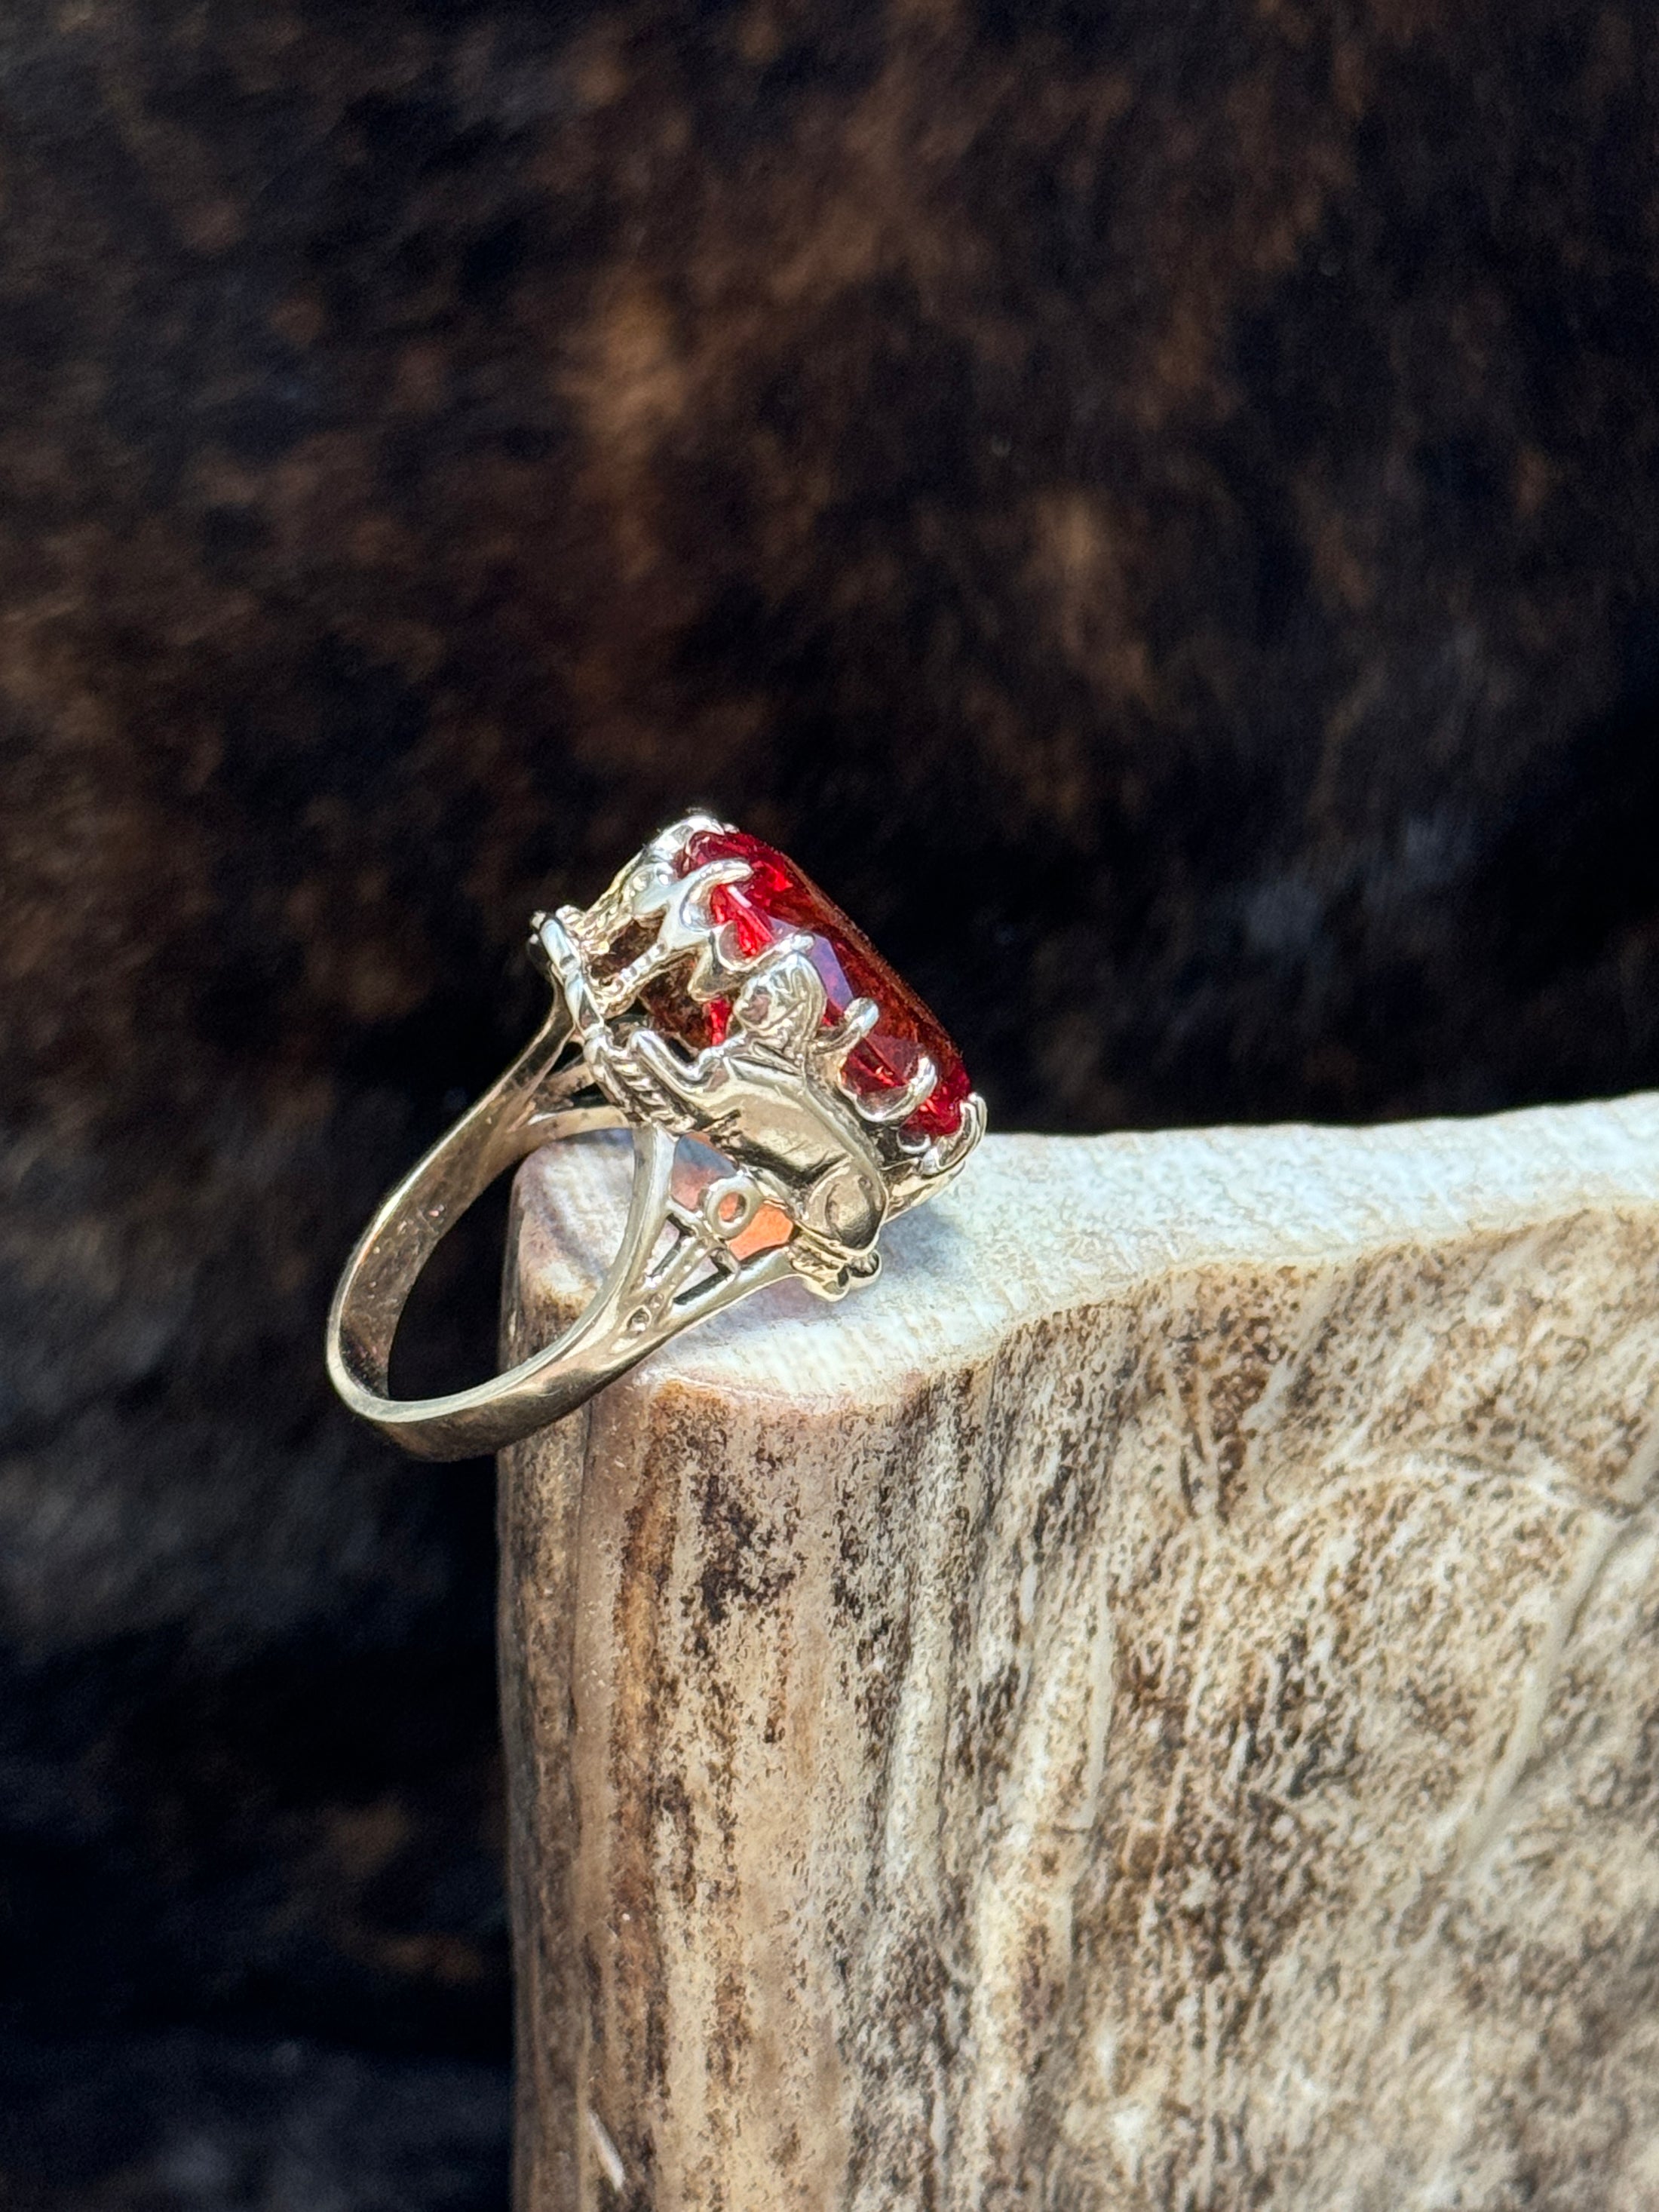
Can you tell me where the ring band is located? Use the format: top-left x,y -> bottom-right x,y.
326,815 -> 986,1459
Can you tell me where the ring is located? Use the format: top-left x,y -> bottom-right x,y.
326,815 -> 986,1459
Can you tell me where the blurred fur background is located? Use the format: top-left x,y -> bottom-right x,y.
6,0 -> 1659,2201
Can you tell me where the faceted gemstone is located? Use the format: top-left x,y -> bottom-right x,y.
664,827 -> 971,1140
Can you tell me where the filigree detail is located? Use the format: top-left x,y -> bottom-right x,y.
530,816 -> 982,1298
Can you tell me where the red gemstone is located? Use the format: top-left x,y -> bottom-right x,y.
669,828 -> 972,1139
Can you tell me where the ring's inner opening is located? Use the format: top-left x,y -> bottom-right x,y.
385,1159 -> 516,1404
385,1131 -> 796,1407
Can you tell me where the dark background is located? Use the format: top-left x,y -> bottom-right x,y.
5,0 -> 1659,2203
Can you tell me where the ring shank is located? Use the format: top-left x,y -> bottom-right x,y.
325,1000 -> 793,1459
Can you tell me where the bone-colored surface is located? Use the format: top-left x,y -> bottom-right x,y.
500,1098 -> 1659,2211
